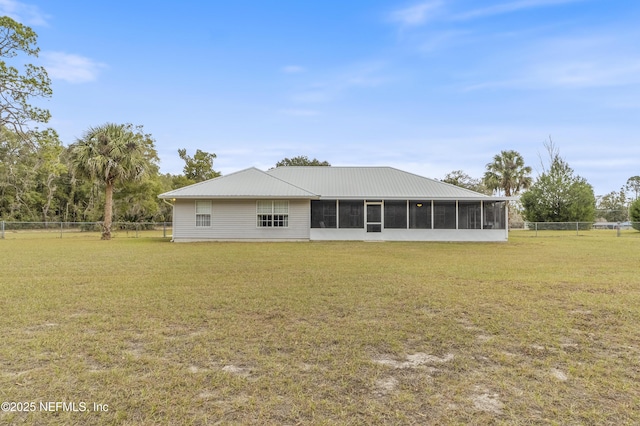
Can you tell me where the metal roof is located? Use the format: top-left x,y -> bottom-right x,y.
160,166 -> 510,200
267,166 -> 496,199
159,167 -> 319,199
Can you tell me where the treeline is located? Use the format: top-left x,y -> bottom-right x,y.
0,17 -> 222,226
1,16 -> 637,230
442,141 -> 640,224
0,126 -> 213,223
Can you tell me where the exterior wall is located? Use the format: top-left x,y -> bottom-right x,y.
170,198 -> 508,242
310,228 -> 508,242
172,199 -> 310,242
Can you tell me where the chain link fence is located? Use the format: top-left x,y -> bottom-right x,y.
1,221 -> 638,240
0,221 -> 171,239
515,221 -> 639,237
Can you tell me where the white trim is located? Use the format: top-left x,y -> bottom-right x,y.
195,200 -> 212,227
256,200 -> 289,228
365,201 -> 383,233
310,228 -> 508,242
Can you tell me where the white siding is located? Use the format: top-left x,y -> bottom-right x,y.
310,228 -> 508,242
172,199 -> 310,242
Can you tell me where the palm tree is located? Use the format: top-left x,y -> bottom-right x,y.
69,123 -> 156,240
484,150 -> 532,197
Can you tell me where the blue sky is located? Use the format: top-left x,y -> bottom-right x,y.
3,0 -> 639,196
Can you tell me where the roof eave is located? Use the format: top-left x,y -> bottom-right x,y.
158,194 -> 320,200
315,196 -> 515,201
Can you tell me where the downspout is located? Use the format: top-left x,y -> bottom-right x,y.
162,198 -> 176,242
505,199 -> 510,241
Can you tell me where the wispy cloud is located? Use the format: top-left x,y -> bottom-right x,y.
454,0 -> 586,21
0,0 -> 49,26
390,1 -> 443,27
532,60 -> 640,89
419,29 -> 471,52
387,0 -> 586,57
279,109 -> 320,117
290,62 -> 387,104
462,34 -> 640,91
41,52 -> 106,83
282,65 -> 306,74
390,0 -> 586,29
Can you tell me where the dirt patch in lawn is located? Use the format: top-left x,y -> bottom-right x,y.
372,352 -> 454,369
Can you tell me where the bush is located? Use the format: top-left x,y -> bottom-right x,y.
630,199 -> 640,231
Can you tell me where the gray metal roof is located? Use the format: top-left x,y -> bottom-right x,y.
159,167 -> 319,199
267,166 -> 494,199
160,166 -> 509,200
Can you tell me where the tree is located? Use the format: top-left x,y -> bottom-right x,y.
0,125 -> 33,219
68,123 -> 158,240
0,17 -> 52,135
30,129 -> 66,222
275,155 -> 330,167
625,176 -> 640,201
0,126 -> 65,221
520,143 -> 595,224
483,150 -> 532,196
596,190 -> 628,222
178,148 -> 220,182
113,174 -> 163,223
442,170 -> 490,194
630,198 -> 640,231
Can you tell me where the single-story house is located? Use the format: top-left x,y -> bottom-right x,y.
159,166 -> 513,242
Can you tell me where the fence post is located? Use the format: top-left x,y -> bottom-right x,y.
535,222 -> 538,237
1,220 -> 4,239
576,222 -> 579,236
163,221 -> 166,238
60,221 -> 63,238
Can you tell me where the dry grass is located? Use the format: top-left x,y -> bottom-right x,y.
1,231 -> 639,424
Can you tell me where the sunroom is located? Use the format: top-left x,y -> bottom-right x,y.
309,199 -> 507,241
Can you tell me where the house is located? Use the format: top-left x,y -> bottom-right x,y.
159,166 -> 512,242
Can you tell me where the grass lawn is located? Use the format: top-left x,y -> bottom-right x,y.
1,232 -> 639,424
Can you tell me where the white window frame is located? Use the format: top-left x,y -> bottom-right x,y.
257,200 -> 289,228
195,200 -> 212,227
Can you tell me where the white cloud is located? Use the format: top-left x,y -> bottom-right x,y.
390,1 -> 443,27
532,60 -> 640,89
389,0 -> 586,30
528,36 -> 640,88
419,29 -> 470,52
41,51 -> 106,83
454,0 -> 585,21
0,0 -> 49,26
282,65 -> 305,74
456,31 -> 640,92
388,0 -> 587,56
279,109 -> 320,117
291,62 -> 387,104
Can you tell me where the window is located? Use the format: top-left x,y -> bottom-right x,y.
433,201 -> 456,229
458,202 -> 481,229
338,201 -> 364,228
257,200 -> 289,227
409,200 -> 432,229
483,201 -> 506,229
195,201 -> 212,227
311,200 -> 337,228
384,201 -> 407,229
